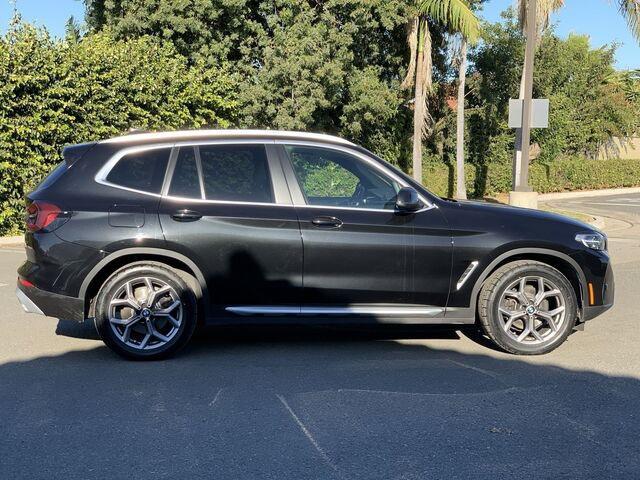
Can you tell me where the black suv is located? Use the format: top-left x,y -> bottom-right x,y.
16,130 -> 614,359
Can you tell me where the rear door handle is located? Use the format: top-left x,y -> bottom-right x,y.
171,209 -> 203,222
311,216 -> 343,229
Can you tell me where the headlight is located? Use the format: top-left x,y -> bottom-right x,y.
575,232 -> 606,251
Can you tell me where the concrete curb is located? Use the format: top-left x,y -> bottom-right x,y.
539,187 -> 640,201
0,235 -> 23,246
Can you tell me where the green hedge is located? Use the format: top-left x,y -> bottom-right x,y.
424,157 -> 640,198
0,25 -> 238,235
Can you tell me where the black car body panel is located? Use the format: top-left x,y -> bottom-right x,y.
16,130 -> 614,331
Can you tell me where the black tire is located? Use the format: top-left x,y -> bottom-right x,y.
94,264 -> 197,360
478,260 -> 577,355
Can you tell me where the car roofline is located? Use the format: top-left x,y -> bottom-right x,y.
100,129 -> 356,147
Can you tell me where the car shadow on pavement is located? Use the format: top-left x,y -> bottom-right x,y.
2,326 -> 639,480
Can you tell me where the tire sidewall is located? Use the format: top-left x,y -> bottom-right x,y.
486,264 -> 577,355
95,265 -> 197,360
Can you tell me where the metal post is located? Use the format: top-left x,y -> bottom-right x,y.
516,0 -> 537,192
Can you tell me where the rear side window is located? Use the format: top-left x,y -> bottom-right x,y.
199,144 -> 273,203
169,147 -> 201,198
36,162 -> 67,191
106,148 -> 170,193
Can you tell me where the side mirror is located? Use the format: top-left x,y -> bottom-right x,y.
395,187 -> 421,212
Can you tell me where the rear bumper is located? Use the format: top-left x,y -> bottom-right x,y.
15,280 -> 84,322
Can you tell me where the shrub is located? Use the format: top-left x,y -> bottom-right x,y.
423,158 -> 640,198
0,24 -> 238,235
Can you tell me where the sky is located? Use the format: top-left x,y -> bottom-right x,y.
1,0 -> 638,70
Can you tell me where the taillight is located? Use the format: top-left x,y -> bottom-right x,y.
26,201 -> 69,232
19,277 -> 34,288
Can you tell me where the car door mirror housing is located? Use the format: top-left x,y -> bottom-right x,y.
395,187 -> 421,212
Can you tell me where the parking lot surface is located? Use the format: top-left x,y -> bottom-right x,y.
1,193 -> 639,479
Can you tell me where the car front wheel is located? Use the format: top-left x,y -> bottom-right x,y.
478,260 -> 578,355
94,264 -> 197,360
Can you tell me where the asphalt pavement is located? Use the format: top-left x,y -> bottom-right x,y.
1,194 -> 639,479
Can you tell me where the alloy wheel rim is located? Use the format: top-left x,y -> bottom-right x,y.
108,277 -> 183,350
498,275 -> 566,345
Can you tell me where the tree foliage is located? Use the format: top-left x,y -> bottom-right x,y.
84,0 -> 416,165
467,10 -> 640,166
0,4 -> 639,234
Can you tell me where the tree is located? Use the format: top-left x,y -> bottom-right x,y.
82,0 -> 414,166
454,38 -> 469,198
454,0 -> 486,199
402,0 -> 479,182
83,0 -> 253,65
65,16 -> 81,43
512,0 -> 640,189
468,10 -> 639,168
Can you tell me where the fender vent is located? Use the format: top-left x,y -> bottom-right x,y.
456,261 -> 479,290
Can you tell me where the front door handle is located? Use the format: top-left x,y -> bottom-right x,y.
311,216 -> 343,229
171,209 -> 203,222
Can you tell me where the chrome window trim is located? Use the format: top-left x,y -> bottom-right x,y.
95,138 -> 435,213
96,140 -> 285,206
95,143 -> 174,198
295,204 -> 408,214
161,195 -> 292,208
277,140 -> 435,212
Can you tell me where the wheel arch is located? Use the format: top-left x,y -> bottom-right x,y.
471,248 -> 587,317
80,248 -> 209,318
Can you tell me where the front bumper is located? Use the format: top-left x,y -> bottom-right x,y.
583,303 -> 613,321
582,259 -> 615,322
15,280 -> 84,322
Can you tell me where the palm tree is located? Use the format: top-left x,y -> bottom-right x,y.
512,0 -> 640,186
402,0 -> 479,183
517,0 -> 640,41
454,37 -> 469,199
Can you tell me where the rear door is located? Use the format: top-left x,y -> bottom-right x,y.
158,141 -> 303,318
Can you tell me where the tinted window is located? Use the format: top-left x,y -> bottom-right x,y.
169,147 -> 201,198
106,148 -> 170,193
37,162 -> 67,191
286,145 -> 400,210
199,144 -> 273,203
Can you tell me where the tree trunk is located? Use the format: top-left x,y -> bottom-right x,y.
412,20 -> 425,183
411,18 -> 431,183
455,39 -> 468,200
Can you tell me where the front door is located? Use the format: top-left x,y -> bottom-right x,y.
278,143 -> 451,312
158,142 -> 303,317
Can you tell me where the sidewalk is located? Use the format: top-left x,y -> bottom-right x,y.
539,186 -> 640,201
0,235 -> 23,247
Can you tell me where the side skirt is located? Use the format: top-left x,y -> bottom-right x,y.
205,305 -> 476,325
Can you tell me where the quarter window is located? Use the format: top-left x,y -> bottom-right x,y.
286,145 -> 400,210
106,148 -> 170,194
199,144 -> 273,203
169,147 -> 201,199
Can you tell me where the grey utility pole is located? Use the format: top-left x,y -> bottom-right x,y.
517,0 -> 537,192
508,0 -> 539,209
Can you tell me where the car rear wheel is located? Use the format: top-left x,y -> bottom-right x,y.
478,260 -> 577,355
94,264 -> 197,360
